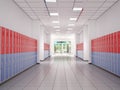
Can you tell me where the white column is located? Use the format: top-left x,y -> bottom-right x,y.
83,25 -> 91,62
87,20 -> 96,63
32,21 -> 45,63
39,28 -> 45,61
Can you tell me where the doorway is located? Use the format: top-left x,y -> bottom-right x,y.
54,41 -> 71,54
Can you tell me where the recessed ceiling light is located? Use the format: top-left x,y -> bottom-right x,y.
54,26 -> 60,28
67,28 -> 73,30
52,21 -> 59,23
45,0 -> 56,2
68,24 -> 75,26
73,8 -> 82,11
50,13 -> 59,16
70,18 -> 77,21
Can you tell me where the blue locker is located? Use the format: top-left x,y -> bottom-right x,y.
1,54 -> 6,82
116,54 -> 119,76
114,53 -> 118,75
9,55 -> 12,78
11,54 -> 14,77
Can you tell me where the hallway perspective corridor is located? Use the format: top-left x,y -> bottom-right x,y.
0,56 -> 120,90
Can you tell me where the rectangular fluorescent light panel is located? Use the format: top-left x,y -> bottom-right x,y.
73,8 -> 82,11
52,21 -> 59,23
50,13 -> 59,16
70,18 -> 77,21
54,26 -> 60,28
68,24 -> 75,26
45,0 -> 56,2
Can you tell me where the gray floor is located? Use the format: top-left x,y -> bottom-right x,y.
0,56 -> 120,90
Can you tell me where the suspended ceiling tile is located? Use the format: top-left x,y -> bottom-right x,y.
14,0 -> 25,3
26,0 -> 44,3
98,7 -> 108,11
17,2 -> 29,7
34,11 -> 48,13
107,0 -> 118,1
24,10 -> 33,13
86,0 -> 106,1
30,16 -> 38,20
22,7 -> 32,11
102,1 -> 115,8
92,12 -> 102,17
58,2 -> 73,8
36,13 -> 49,16
84,7 -> 99,11
47,3 -> 58,7
28,2 -> 46,7
32,7 -> 46,11
58,0 -> 74,3
27,12 -> 35,16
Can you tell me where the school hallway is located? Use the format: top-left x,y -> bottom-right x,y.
0,0 -> 120,90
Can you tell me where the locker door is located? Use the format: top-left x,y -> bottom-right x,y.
0,27 -> 2,83
9,30 -> 13,77
118,31 -> 120,75
1,27 -> 6,82
5,29 -> 9,80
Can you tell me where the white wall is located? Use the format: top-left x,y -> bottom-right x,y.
50,33 -> 76,56
0,0 -> 33,37
89,0 -> 120,39
44,32 -> 50,44
0,0 -> 45,63
76,34 -> 80,44
76,31 -> 84,44
87,0 -> 120,63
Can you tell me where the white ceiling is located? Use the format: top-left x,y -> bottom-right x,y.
13,0 -> 118,34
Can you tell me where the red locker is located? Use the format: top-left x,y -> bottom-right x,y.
16,33 -> 19,53
106,35 -> 109,52
102,36 -> 105,52
92,40 -> 94,52
104,36 -> 107,52
0,27 -> 2,54
111,33 -> 114,53
118,31 -> 120,53
1,27 -> 5,54
20,34 -> 22,52
91,40 -> 94,52
96,38 -> 98,51
44,43 -> 46,50
10,30 -> 13,53
108,34 -> 110,52
113,32 -> 117,53
21,34 -> 24,52
14,32 -> 17,53
19,34 -> 21,53
109,34 -> 113,53
6,29 -> 9,54
99,37 -> 101,52
116,32 -> 119,53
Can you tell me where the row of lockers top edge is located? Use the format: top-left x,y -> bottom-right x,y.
0,26 -> 37,42
92,31 -> 120,42
76,31 -> 120,45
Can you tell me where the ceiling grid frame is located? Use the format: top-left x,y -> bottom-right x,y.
13,0 -> 119,34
